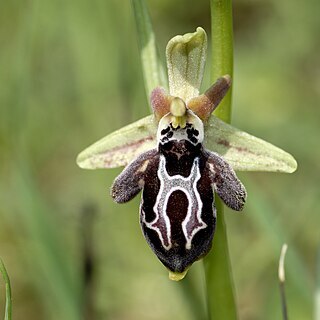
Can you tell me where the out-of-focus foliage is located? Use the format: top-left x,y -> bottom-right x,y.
0,0 -> 319,319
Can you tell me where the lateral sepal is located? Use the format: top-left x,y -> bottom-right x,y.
77,114 -> 297,173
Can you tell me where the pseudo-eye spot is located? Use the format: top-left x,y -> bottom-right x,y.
111,92 -> 247,279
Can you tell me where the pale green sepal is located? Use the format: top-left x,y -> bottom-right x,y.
76,115 -> 157,169
77,113 -> 297,173
166,27 -> 207,103
205,116 -> 298,173
0,259 -> 12,320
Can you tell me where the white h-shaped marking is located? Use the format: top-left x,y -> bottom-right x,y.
143,155 -> 207,250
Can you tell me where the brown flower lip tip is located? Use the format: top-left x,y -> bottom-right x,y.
187,75 -> 232,121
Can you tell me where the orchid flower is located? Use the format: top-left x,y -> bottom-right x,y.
76,27 -> 297,280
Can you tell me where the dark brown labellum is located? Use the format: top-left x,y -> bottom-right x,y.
111,111 -> 246,275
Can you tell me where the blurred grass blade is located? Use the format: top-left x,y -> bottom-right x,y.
11,167 -> 82,320
166,27 -> 207,102
0,259 -> 12,320
246,179 -> 312,309
205,0 -> 237,319
279,244 -> 288,320
315,247 -> 320,320
132,0 -> 167,101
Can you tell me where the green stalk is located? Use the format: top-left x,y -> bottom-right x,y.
0,259 -> 12,320
210,0 -> 233,123
204,0 -> 237,319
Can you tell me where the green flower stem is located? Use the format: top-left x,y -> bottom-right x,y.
132,0 -> 167,101
205,202 -> 237,320
210,0 -> 233,124
0,259 -> 12,320
205,0 -> 237,319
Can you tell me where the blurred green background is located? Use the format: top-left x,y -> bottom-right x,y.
0,0 -> 319,319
